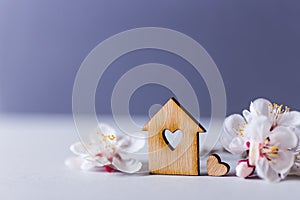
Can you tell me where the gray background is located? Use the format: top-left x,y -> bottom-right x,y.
0,0 -> 299,117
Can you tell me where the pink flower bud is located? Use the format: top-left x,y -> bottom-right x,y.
236,160 -> 255,178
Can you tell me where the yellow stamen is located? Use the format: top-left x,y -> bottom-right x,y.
232,122 -> 246,137
107,135 -> 116,140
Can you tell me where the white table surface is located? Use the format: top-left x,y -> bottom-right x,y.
0,114 -> 299,200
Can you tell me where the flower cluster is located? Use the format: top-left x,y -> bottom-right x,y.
221,98 -> 300,182
67,123 -> 145,173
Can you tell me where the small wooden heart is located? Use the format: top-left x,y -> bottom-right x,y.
206,154 -> 230,176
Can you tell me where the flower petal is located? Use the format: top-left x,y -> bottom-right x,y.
220,114 -> 247,154
256,158 -> 281,182
278,111 -> 300,128
242,110 -> 252,123
270,151 -> 295,174
228,137 -> 247,154
81,160 -> 98,171
249,98 -> 272,118
223,114 -> 246,137
80,155 -> 109,170
89,123 -> 117,150
65,156 -> 103,171
65,156 -> 85,170
112,156 -> 142,173
243,116 -> 271,141
94,155 -> 111,166
117,136 -> 145,153
98,123 -> 116,136
288,164 -> 300,176
269,126 -> 298,149
249,140 -> 260,166
70,142 -> 88,156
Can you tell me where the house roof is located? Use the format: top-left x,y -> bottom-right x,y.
142,97 -> 206,133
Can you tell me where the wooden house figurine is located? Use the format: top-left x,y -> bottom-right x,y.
142,97 -> 206,175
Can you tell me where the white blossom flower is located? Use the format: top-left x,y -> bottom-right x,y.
221,98 -> 300,181
68,123 -> 145,173
243,98 -> 300,130
245,116 -> 298,181
221,98 -> 300,155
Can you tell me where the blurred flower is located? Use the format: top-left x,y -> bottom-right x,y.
69,123 -> 145,173
221,113 -> 248,155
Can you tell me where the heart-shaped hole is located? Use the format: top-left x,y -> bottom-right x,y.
162,129 -> 183,151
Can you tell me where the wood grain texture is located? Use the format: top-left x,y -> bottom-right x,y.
142,97 -> 206,176
206,154 -> 230,176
